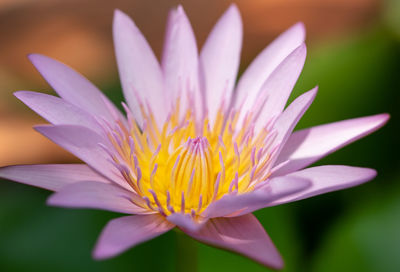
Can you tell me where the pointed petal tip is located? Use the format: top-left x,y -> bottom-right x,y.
269,256 -> 285,270
227,3 -> 240,12
375,113 -> 390,125
13,90 -> 29,99
27,53 -> 58,67
27,53 -> 49,67
355,112 -> 390,132
285,22 -> 306,42
27,53 -> 42,62
293,21 -> 306,33
92,244 -> 115,260
113,9 -> 126,19
305,85 -> 318,98
175,4 -> 184,13
361,167 -> 377,181
113,9 -> 137,31
226,3 -> 242,24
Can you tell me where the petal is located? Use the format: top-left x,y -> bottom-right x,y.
47,181 -> 149,214
252,44 -> 307,132
267,165 -> 377,207
28,54 -> 120,123
200,4 -> 242,124
186,214 -> 283,269
273,113 -> 390,176
162,6 -> 202,119
269,87 -> 318,166
234,22 -> 305,112
93,214 -> 174,259
0,164 -> 109,192
14,91 -> 101,134
113,10 -> 166,127
34,125 -> 129,190
202,176 -> 310,218
166,213 -> 207,232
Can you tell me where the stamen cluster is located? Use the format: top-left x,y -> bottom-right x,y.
101,101 -> 278,216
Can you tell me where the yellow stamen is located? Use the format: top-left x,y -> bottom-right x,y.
105,100 -> 275,216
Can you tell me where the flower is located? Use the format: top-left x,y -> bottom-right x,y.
0,4 -> 389,270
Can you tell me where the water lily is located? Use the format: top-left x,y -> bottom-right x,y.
0,4 -> 389,270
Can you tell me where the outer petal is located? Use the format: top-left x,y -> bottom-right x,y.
162,6 -> 202,119
14,91 -> 101,134
93,214 -> 174,259
202,176 -> 310,218
267,165 -> 377,207
186,214 -> 283,269
28,54 -> 120,124
252,44 -> 307,132
200,4 -> 242,124
234,22 -> 305,116
268,87 -> 318,168
113,10 -> 166,127
34,125 -> 129,190
0,164 -> 109,191
47,181 -> 149,214
273,113 -> 390,176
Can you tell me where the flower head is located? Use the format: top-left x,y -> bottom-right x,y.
0,4 -> 389,269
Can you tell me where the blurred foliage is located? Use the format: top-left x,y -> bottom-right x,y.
384,0 -> 400,40
1,4 -> 400,272
311,174 -> 400,272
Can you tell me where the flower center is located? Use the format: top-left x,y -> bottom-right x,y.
103,100 -> 276,216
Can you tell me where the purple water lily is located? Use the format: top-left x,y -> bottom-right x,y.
0,4 -> 389,270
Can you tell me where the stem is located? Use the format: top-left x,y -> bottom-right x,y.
176,231 -> 197,272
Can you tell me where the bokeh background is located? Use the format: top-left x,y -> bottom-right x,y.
0,0 -> 399,271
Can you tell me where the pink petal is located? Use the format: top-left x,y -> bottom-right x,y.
161,6 -> 203,119
268,165 -> 377,207
200,4 -> 242,124
234,23 -> 305,125
273,113 -> 390,176
202,176 -> 310,218
113,10 -> 166,127
93,214 -> 174,259
0,164 -> 109,192
186,214 -> 283,269
252,44 -> 307,132
269,87 -> 318,166
166,213 -> 207,232
14,91 -> 101,134
28,54 -> 121,124
34,124 -> 129,190
47,181 -> 149,214
234,22 -> 305,117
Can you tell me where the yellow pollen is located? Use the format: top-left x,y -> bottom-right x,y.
105,100 -> 275,216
